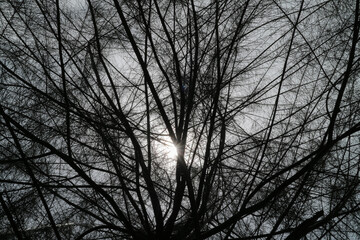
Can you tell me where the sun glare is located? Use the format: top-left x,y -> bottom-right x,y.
155,137 -> 179,169
167,144 -> 178,159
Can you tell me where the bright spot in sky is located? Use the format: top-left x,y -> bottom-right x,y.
167,144 -> 178,159
154,137 -> 179,169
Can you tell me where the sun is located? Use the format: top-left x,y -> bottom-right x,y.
167,144 -> 178,159
154,137 -> 179,169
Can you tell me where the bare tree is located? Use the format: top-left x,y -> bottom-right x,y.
1,0 -> 360,239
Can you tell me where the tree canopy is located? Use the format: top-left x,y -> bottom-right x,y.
1,0 -> 360,239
